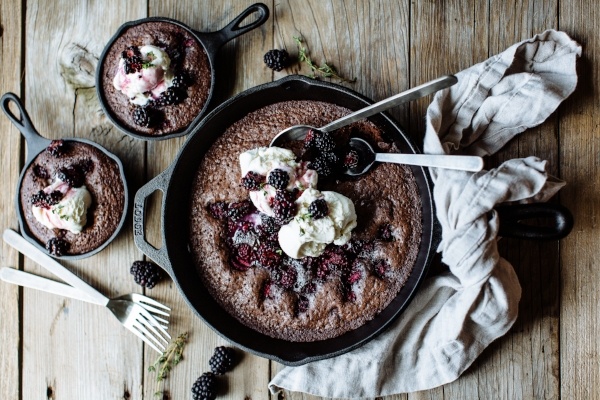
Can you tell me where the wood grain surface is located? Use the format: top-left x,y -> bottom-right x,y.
0,1 -> 597,399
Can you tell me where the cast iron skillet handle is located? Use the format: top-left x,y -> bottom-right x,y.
199,3 -> 269,53
495,203 -> 574,240
1,92 -> 49,161
133,165 -> 176,279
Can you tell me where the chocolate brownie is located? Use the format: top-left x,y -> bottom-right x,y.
19,141 -> 125,256
189,100 -> 422,342
99,21 -> 211,137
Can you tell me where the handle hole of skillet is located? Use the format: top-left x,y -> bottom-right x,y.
236,13 -> 262,29
143,190 -> 164,251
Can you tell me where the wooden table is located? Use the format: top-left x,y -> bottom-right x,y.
1,1 -> 597,399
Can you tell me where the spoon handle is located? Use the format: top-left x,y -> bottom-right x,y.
321,75 -> 458,133
374,153 -> 484,172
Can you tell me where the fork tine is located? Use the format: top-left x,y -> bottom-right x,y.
131,293 -> 171,311
133,318 -> 168,349
138,306 -> 171,341
127,323 -> 165,353
151,315 -> 169,325
137,302 -> 170,317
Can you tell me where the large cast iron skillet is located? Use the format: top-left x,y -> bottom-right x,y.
1,93 -> 129,260
96,3 -> 269,141
133,75 -> 573,365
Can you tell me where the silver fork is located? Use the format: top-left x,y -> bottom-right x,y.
1,229 -> 171,353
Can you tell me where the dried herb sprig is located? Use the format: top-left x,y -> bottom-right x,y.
293,36 -> 356,83
148,332 -> 189,397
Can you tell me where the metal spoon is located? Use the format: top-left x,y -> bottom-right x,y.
346,137 -> 484,174
270,75 -> 458,147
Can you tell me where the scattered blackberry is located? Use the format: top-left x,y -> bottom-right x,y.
259,214 -> 280,235
231,243 -> 254,271
310,157 -> 333,177
261,278 -> 274,300
33,164 -> 50,179
272,190 -> 296,224
46,139 -> 67,157
30,190 -> 62,209
256,242 -> 282,269
308,198 -> 328,219
240,171 -> 265,191
305,129 -> 335,152
263,49 -> 290,71
170,73 -> 188,89
344,267 -> 362,285
56,165 -> 85,188
377,224 -> 394,241
191,372 -> 217,400
344,149 -> 360,169
301,281 -> 317,295
226,200 -> 252,222
209,346 -> 235,375
46,237 -> 69,256
158,87 -> 185,106
372,259 -> 390,279
343,287 -> 357,303
208,202 -> 229,220
132,107 -> 153,127
273,265 -> 297,289
267,169 -> 290,190
130,260 -> 163,289
296,294 -> 310,314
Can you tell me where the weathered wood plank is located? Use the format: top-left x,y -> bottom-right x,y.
142,1 -> 272,399
22,1 -> 146,399
0,1 -> 24,400
558,1 -> 600,399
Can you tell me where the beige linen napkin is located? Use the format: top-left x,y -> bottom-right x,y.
269,30 -> 580,398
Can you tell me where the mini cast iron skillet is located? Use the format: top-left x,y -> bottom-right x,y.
96,3 -> 269,141
133,75 -> 573,366
1,93 -> 129,260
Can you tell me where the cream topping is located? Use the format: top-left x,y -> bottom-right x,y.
112,45 -> 174,106
32,179 -> 92,234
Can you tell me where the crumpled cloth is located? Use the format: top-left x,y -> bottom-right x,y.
268,30 -> 581,398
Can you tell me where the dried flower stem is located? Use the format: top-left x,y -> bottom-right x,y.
148,332 -> 189,397
293,36 -> 356,83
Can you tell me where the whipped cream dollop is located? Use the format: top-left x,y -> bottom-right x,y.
278,188 -> 357,259
32,179 -> 92,234
239,147 -> 318,217
112,45 -> 174,106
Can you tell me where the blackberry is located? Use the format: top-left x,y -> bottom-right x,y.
259,214 -> 280,236
272,190 -> 296,224
267,168 -> 290,190
372,259 -> 389,279
30,190 -> 62,209
296,294 -> 310,314
305,129 -> 335,152
310,157 -> 333,177
132,107 -> 153,127
344,149 -> 360,169
226,200 -> 252,222
191,372 -> 217,400
130,260 -> 163,289
46,139 -> 67,157
308,198 -> 328,219
208,202 -> 229,220
344,266 -> 362,285
209,346 -> 235,375
273,265 -> 297,289
263,49 -> 290,71
256,242 -> 282,269
170,73 -> 188,89
158,87 -> 185,106
240,171 -> 265,191
46,237 -> 69,256
261,278 -> 274,301
56,165 -> 85,188
231,243 -> 254,271
33,164 -> 50,179
377,224 -> 394,241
